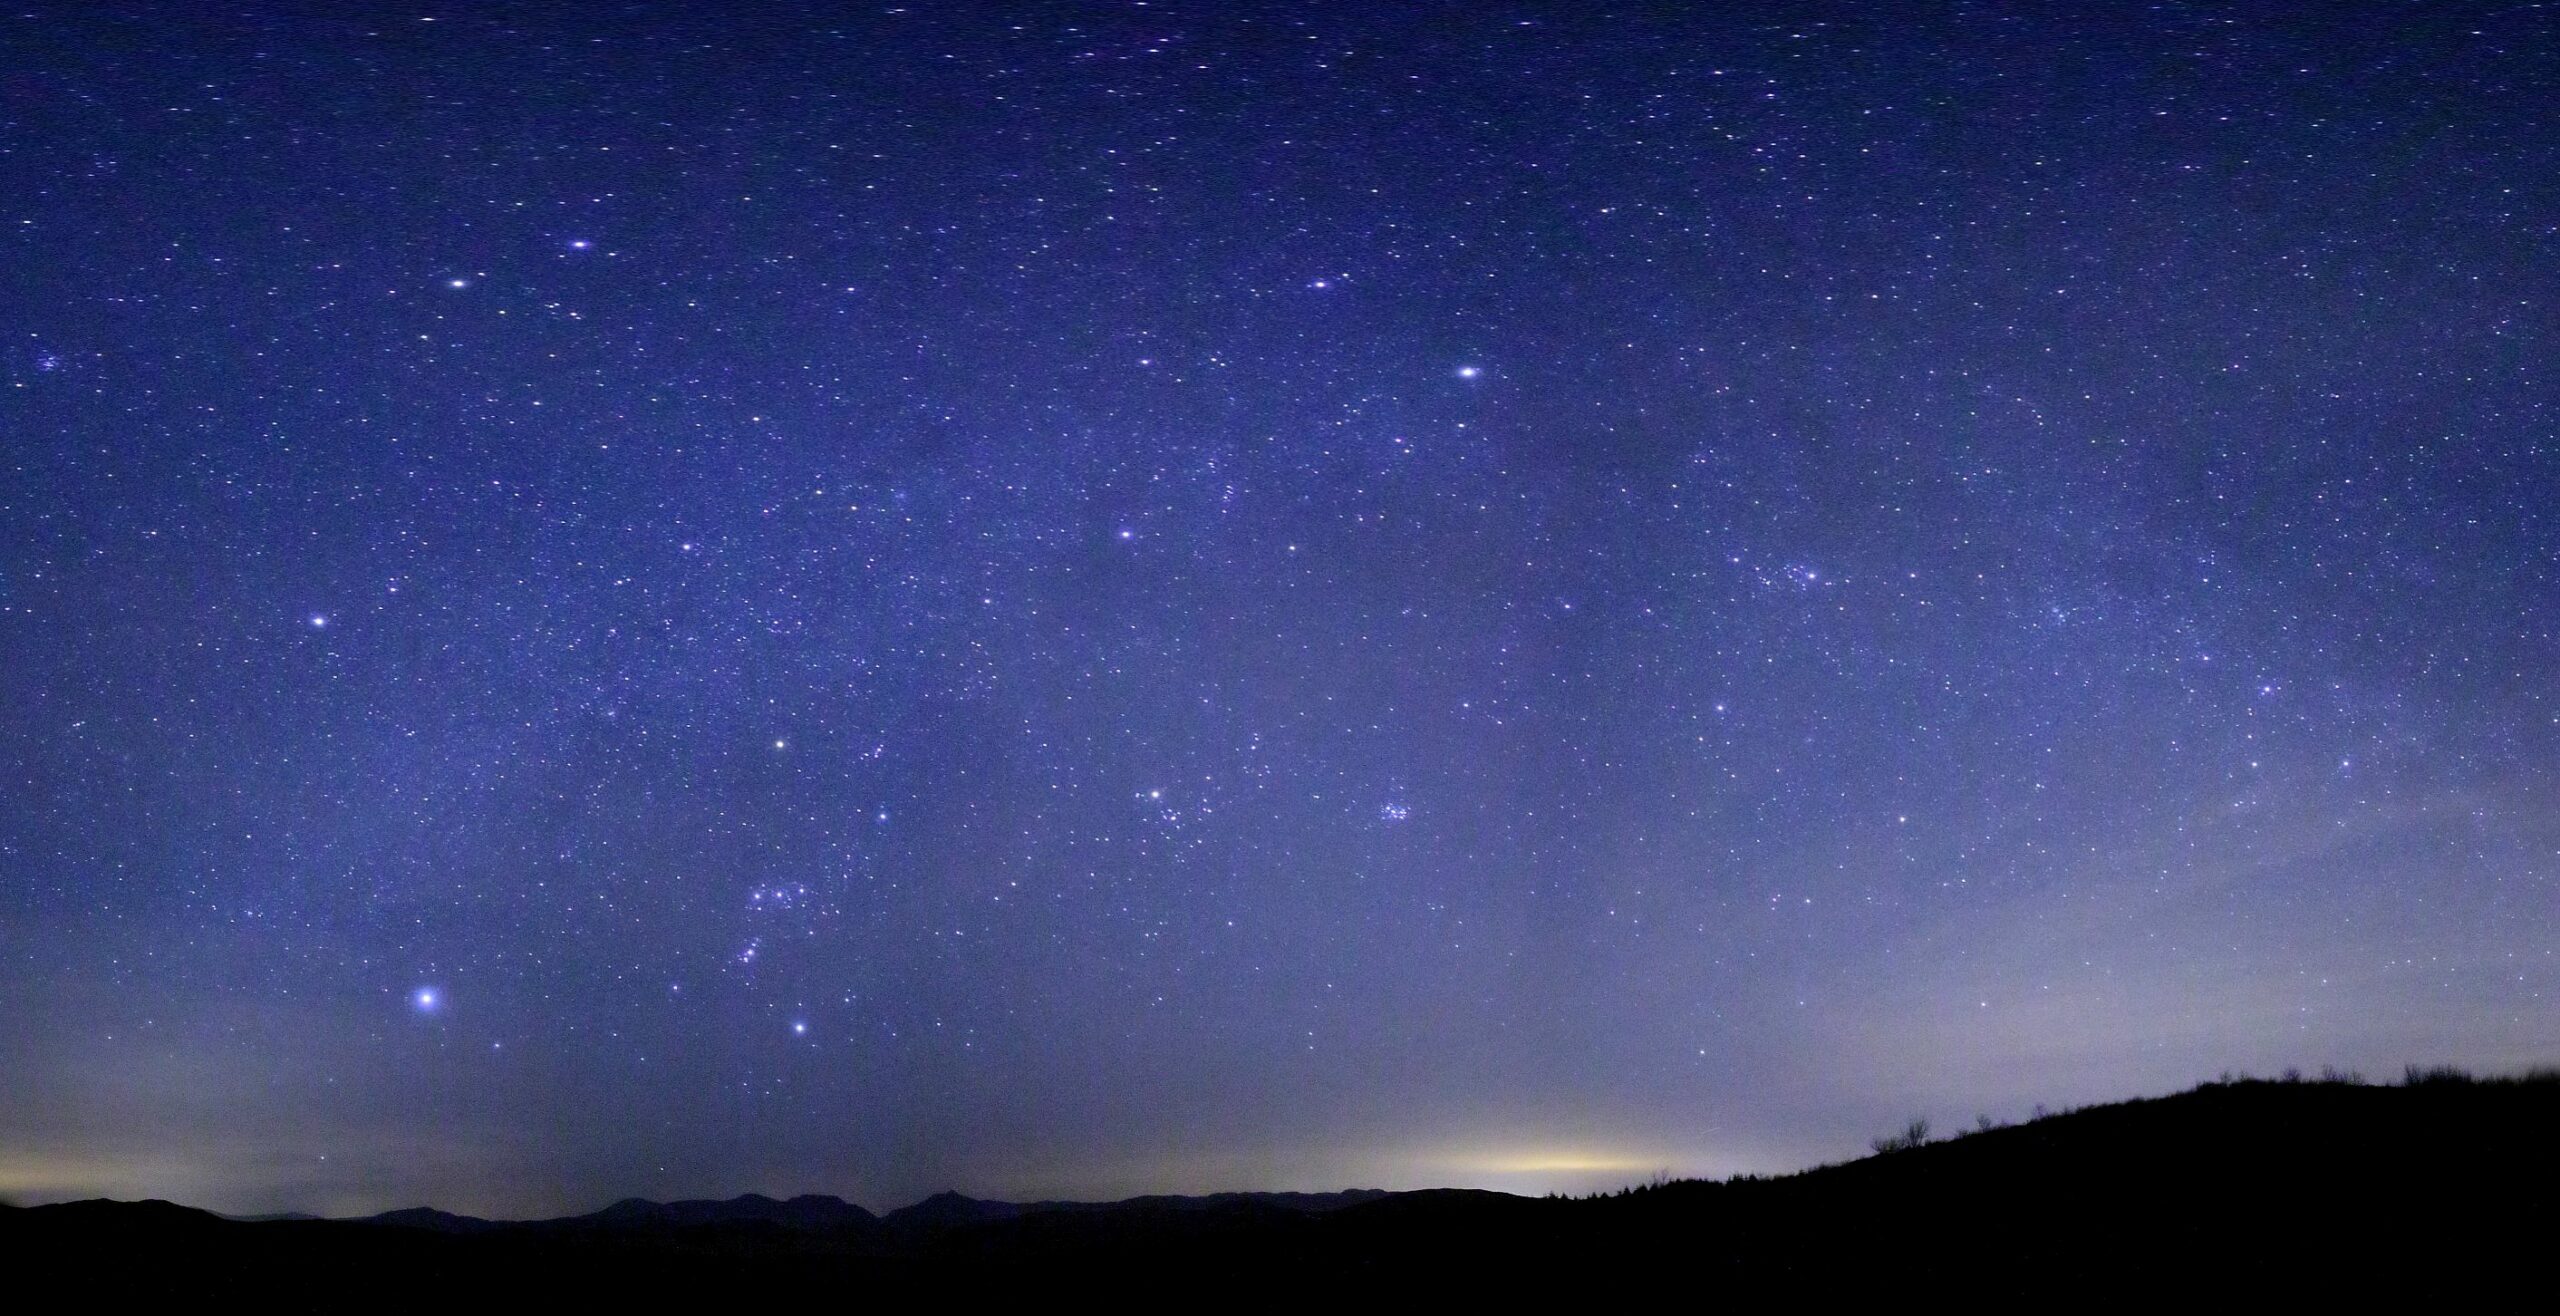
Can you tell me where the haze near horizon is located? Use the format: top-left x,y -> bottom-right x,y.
2,2 -> 2553,1219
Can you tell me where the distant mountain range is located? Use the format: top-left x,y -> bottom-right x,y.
14,1067 -> 2554,1302
362,1205 -> 507,1233
569,1192 -> 879,1230
875,1187 -> 1389,1232
303,1187 -> 1390,1235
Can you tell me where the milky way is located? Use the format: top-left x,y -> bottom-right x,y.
2,3 -> 2553,1217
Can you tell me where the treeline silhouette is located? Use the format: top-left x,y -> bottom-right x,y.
6,1065 -> 2550,1306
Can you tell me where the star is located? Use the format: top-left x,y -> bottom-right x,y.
8,2 -> 2544,1225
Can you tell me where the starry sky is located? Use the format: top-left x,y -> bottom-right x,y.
2,2 -> 2554,1218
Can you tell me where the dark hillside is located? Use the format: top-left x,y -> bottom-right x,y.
8,1070 -> 2548,1306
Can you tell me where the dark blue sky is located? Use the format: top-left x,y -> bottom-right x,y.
3,2 -> 2553,1217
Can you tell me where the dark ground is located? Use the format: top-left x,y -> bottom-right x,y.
8,1071 -> 2550,1308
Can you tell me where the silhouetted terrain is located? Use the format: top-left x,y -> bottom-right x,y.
8,1068 -> 2550,1306
573,1191 -> 881,1231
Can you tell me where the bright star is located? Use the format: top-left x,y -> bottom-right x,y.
308,614 -> 327,628
412,988 -> 440,1012
1456,365 -> 1481,378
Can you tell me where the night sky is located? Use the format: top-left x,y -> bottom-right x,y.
3,2 -> 2554,1219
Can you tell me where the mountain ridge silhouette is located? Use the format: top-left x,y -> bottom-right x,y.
10,1069 -> 2552,1303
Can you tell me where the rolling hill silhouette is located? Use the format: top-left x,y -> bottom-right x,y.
360,1205 -> 502,1233
8,1067 -> 2549,1305
570,1192 -> 879,1231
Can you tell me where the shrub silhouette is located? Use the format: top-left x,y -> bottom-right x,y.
1871,1118 -> 1931,1154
